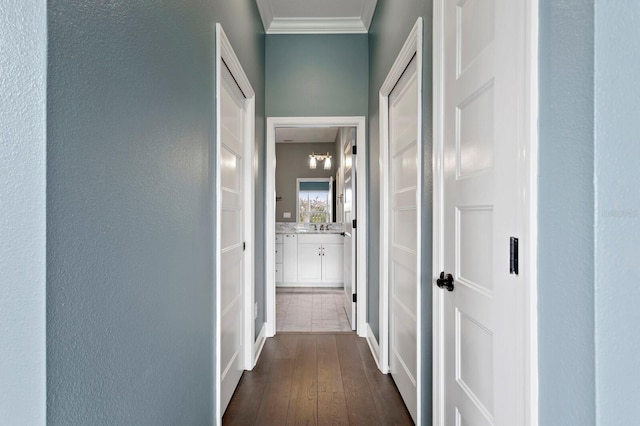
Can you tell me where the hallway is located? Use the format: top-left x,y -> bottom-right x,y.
222,333 -> 413,425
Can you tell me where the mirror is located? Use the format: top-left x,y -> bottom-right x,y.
297,178 -> 333,223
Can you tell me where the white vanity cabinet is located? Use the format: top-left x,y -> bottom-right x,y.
297,234 -> 344,285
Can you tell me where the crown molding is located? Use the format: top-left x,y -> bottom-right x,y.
266,17 -> 368,34
256,0 -> 378,34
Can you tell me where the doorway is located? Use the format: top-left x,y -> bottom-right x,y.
265,117 -> 367,339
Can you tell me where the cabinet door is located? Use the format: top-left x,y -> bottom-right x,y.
297,244 -> 322,282
283,234 -> 298,282
321,243 -> 344,283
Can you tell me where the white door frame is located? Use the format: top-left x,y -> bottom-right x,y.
431,1 -> 539,425
214,23 -> 255,424
379,17 -> 423,422
265,116 -> 367,338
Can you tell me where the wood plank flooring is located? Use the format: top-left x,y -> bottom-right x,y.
223,333 -> 413,425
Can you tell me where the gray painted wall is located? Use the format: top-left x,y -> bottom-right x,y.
0,1 -> 47,424
594,2 -> 640,423
276,143 -> 337,222
265,34 -> 369,117
46,1 -> 264,423
538,1 -> 596,424
368,2 -> 433,423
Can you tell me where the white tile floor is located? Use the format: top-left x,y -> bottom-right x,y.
276,287 -> 353,332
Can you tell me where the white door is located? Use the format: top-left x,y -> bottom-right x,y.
388,56 -> 419,422
219,63 -> 246,415
439,0 -> 525,424
342,129 -> 356,328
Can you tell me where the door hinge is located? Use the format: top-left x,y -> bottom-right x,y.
243,242 -> 246,251
509,237 -> 518,275
352,145 -> 357,155
352,293 -> 357,303
352,219 -> 356,229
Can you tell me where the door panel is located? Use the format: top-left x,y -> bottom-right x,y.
389,56 -> 418,422
342,128 -> 356,329
219,63 -> 245,415
440,0 -> 524,424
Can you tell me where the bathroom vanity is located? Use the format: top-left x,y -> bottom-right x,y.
275,223 -> 344,287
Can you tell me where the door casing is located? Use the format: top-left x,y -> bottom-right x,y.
265,116 -> 367,338
431,1 -> 539,425
214,23 -> 256,425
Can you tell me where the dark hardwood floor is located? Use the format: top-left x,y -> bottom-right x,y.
223,332 -> 414,425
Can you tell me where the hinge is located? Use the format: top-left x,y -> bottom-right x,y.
352,219 -> 356,229
243,242 -> 246,251
352,293 -> 357,303
352,145 -> 357,155
509,237 -> 518,275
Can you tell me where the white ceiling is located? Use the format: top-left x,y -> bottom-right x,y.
275,127 -> 340,143
256,0 -> 378,34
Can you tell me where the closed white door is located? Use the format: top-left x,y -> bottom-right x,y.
439,0 -> 525,424
342,129 -> 356,328
219,63 -> 246,415
389,56 -> 419,422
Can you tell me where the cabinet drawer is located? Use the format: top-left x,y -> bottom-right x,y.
297,234 -> 343,245
275,234 -> 283,243
275,264 -> 283,283
275,243 -> 283,263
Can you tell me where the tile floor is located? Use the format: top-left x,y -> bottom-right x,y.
276,287 -> 353,332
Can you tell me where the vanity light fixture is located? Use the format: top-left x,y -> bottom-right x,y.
308,152 -> 332,170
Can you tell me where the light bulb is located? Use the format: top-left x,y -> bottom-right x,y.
324,156 -> 332,170
309,156 -> 317,169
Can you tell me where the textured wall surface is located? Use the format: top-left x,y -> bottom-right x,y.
368,1 -> 433,423
594,2 -> 640,423
276,142 -> 337,222
266,34 -> 369,117
0,1 -> 47,424
46,1 -> 264,423
538,1 -> 596,424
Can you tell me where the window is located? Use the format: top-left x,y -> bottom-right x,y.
297,178 -> 332,223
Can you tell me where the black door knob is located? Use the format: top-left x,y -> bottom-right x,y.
436,272 -> 454,292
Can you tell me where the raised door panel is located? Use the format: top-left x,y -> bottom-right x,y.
322,243 -> 344,283
297,244 -> 322,282
282,234 -> 298,282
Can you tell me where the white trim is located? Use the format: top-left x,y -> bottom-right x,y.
266,17 -> 368,34
253,323 -> 267,368
379,17 -> 423,423
214,23 -> 255,426
255,0 -> 275,33
431,1 -> 445,424
266,116 -> 367,339
360,0 -> 378,31
524,0 -> 539,424
431,1 -> 539,424
366,324 -> 381,371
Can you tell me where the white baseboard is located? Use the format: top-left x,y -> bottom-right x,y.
253,323 -> 267,368
366,323 -> 384,373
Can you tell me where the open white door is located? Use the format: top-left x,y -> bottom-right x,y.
215,24 -> 256,423
342,128 -> 356,329
433,0 -> 537,424
379,19 -> 423,423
